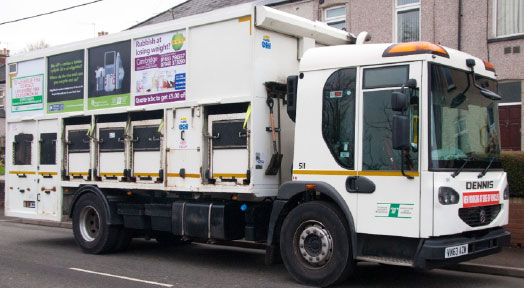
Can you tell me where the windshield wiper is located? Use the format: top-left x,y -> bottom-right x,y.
451,157 -> 472,178
478,158 -> 495,178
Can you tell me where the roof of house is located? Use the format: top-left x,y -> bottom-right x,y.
129,0 -> 300,29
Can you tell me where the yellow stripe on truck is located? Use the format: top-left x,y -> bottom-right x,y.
293,170 -> 419,177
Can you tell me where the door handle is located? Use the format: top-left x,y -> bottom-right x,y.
346,176 -> 358,192
346,176 -> 376,194
37,193 -> 41,202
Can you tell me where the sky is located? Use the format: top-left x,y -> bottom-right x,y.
0,0 -> 187,55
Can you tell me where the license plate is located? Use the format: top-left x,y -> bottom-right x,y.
445,244 -> 468,258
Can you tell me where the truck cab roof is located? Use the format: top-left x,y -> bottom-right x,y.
300,42 -> 496,79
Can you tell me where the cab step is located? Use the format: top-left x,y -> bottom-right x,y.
356,256 -> 414,267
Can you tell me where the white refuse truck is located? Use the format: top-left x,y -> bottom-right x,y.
4,3 -> 510,286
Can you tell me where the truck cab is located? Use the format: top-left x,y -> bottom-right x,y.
278,42 -> 509,284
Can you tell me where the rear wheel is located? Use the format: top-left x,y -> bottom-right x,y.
72,193 -> 120,254
280,201 -> 354,287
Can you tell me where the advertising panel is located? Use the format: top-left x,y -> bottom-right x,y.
47,50 -> 85,113
10,58 -> 45,116
88,41 -> 131,110
134,30 -> 187,106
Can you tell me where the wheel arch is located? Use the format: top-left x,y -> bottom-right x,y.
69,185 -> 123,225
267,181 -> 357,257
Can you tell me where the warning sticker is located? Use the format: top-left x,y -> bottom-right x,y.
463,191 -> 500,208
329,91 -> 343,98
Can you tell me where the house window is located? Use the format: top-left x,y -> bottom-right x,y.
498,81 -> 522,104
497,0 -> 524,36
325,6 -> 346,30
396,0 -> 420,42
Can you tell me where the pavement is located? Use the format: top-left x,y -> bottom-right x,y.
1,206 -> 523,280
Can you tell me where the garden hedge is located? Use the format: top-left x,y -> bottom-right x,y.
501,151 -> 524,197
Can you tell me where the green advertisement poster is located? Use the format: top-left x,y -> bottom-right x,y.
47,50 -> 85,113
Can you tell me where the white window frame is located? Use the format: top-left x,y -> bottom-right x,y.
324,5 -> 347,31
493,0 -> 524,38
394,0 -> 421,43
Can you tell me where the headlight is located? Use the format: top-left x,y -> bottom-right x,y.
503,186 -> 509,200
439,187 -> 460,205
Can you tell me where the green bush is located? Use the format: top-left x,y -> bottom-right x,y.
501,151 -> 524,197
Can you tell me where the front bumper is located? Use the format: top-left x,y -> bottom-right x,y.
414,228 -> 510,269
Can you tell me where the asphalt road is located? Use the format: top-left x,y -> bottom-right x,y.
1,221 -> 523,288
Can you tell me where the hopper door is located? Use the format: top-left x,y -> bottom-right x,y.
36,119 -> 60,220
132,120 -> 163,182
66,125 -> 91,180
167,108 -> 203,188
7,121 -> 37,215
97,123 -> 126,180
208,113 -> 249,185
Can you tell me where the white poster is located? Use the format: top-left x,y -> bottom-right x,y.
134,30 -> 187,106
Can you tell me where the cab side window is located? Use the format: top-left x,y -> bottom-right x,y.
322,68 -> 357,169
362,65 -> 418,171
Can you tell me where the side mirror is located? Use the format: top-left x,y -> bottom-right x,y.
406,78 -> 417,89
450,93 -> 466,108
391,92 -> 409,112
392,115 -> 410,150
466,58 -> 502,101
480,88 -> 502,101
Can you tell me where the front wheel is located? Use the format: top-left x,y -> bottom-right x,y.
72,193 -> 120,254
280,201 -> 354,287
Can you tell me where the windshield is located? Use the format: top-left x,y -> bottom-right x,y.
429,63 -> 502,170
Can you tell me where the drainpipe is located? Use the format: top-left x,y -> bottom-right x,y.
458,0 -> 462,50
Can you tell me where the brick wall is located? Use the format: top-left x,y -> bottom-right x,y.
506,198 -> 524,247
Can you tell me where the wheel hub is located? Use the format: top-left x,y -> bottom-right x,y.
298,222 -> 333,266
79,205 -> 100,242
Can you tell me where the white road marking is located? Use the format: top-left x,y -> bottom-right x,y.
69,268 -> 174,287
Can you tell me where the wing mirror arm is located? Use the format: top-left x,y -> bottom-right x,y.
466,59 -> 501,101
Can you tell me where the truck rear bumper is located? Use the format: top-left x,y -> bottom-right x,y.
414,228 -> 510,269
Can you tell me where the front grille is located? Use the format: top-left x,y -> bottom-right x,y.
458,204 -> 501,227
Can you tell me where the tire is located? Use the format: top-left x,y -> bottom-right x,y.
72,193 -> 120,254
280,201 -> 354,287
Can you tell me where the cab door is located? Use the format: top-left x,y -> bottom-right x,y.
356,62 -> 422,238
